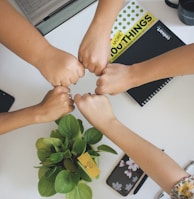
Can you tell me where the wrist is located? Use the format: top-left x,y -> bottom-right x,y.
127,64 -> 145,88
99,118 -> 121,136
129,62 -> 156,88
32,42 -> 54,72
30,105 -> 50,124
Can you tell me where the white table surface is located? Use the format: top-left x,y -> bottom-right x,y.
1,1 -> 194,199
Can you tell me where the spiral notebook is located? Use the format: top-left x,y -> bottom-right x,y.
110,0 -> 185,106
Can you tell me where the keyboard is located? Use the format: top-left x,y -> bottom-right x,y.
15,0 -> 72,25
17,0 -> 51,15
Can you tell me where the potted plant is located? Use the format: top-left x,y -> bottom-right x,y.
35,114 -> 117,199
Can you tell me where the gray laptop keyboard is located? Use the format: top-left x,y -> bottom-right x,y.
18,0 -> 51,15
15,0 -> 97,35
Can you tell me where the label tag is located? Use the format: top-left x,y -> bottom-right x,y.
78,152 -> 100,178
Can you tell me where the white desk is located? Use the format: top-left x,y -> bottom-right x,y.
1,1 -> 194,199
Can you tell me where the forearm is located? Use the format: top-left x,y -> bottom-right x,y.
131,44 -> 194,87
100,119 -> 188,194
0,1 -> 50,68
0,106 -> 40,135
90,0 -> 124,34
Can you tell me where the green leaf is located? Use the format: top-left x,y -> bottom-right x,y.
55,170 -> 79,193
37,149 -> 51,162
63,149 -> 72,158
42,159 -> 55,167
87,149 -> 100,157
38,166 -> 51,179
38,177 -> 56,197
38,168 -> 59,197
63,158 -> 77,172
63,136 -> 70,151
44,166 -> 58,178
58,114 -> 80,139
84,128 -> 103,145
97,144 -> 117,154
49,152 -> 64,164
43,137 -> 62,152
50,129 -> 64,141
36,138 -> 50,150
66,182 -> 92,199
77,163 -> 92,182
78,119 -> 84,134
71,139 -> 86,156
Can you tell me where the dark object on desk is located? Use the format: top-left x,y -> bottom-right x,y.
106,154 -> 147,196
0,90 -> 15,112
165,0 -> 194,26
114,20 -> 185,106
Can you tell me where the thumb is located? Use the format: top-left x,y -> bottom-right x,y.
74,94 -> 81,103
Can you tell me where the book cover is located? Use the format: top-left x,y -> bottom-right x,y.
110,0 -> 185,106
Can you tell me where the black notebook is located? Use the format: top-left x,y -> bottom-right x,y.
110,1 -> 185,106
114,20 -> 185,106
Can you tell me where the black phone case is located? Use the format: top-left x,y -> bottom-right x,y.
0,90 -> 15,112
106,154 -> 147,196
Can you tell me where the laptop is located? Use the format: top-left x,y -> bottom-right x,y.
15,0 -> 97,35
15,0 -> 75,26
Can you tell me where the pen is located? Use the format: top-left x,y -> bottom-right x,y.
133,174 -> 148,194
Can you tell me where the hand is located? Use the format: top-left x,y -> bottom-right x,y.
78,25 -> 111,76
74,93 -> 116,131
35,86 -> 74,123
95,63 -> 136,95
37,47 -> 85,87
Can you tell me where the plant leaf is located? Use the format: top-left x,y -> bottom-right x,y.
50,129 -> 64,141
71,139 -> 86,156
63,149 -> 72,158
66,182 -> 92,199
38,166 -> 51,179
37,149 -> 51,162
55,170 -> 79,193
78,119 -> 84,134
63,158 -> 77,172
36,138 -> 50,150
84,128 -> 103,145
44,166 -> 58,178
87,149 -> 100,157
77,162 -> 92,182
43,137 -> 62,152
38,168 -> 59,197
49,152 -> 64,164
63,136 -> 70,151
58,114 -> 80,140
97,144 -> 117,154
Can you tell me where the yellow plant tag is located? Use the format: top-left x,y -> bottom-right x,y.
111,30 -> 125,48
78,152 -> 100,178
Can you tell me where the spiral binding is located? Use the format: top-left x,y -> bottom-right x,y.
141,77 -> 173,106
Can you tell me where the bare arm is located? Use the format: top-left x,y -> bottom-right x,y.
0,87 -> 74,135
133,43 -> 194,87
0,0 -> 49,68
0,1 -> 84,86
78,0 -> 124,75
96,44 -> 194,95
74,94 -> 188,194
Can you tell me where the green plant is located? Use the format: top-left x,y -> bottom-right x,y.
35,114 -> 117,199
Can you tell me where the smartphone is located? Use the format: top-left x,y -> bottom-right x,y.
106,154 -> 147,196
0,89 -> 15,112
157,160 -> 194,199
